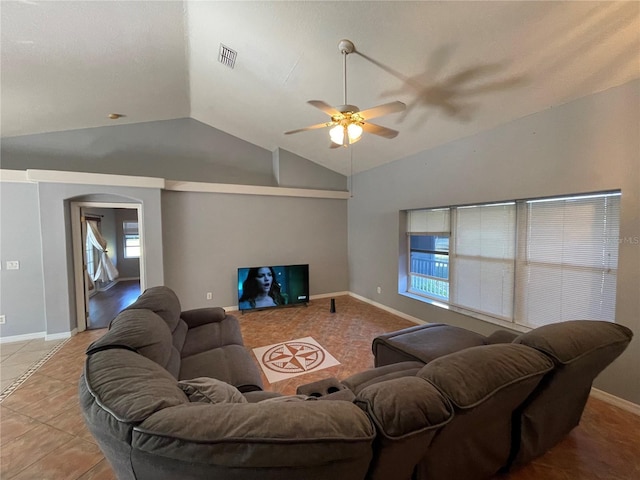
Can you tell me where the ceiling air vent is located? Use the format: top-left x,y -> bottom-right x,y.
218,44 -> 237,69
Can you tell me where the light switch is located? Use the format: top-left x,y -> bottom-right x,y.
6,261 -> 19,270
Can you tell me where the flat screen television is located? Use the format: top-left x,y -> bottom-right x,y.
237,264 -> 309,311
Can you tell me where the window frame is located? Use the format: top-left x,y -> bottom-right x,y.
407,233 -> 451,301
122,220 -> 140,259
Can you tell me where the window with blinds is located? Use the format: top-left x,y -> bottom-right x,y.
407,209 -> 451,300
403,191 -> 620,328
123,220 -> 140,259
514,193 -> 620,327
451,203 -> 516,320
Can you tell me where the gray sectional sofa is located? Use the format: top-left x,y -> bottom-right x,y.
79,286 -> 633,480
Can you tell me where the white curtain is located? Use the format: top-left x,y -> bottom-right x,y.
86,220 -> 119,282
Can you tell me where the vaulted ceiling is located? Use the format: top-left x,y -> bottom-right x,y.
2,1 -> 638,175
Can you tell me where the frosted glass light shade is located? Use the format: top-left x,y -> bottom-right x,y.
347,123 -> 363,143
330,125 -> 345,145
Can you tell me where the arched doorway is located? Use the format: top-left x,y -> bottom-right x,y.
70,201 -> 145,331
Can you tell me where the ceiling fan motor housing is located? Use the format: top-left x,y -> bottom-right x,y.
338,39 -> 355,55
336,104 -> 360,114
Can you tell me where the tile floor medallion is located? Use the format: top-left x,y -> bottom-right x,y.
253,336 -> 340,383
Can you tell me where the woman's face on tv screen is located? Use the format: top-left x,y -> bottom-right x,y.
256,268 -> 273,293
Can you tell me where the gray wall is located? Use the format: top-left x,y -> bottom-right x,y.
0,118 -> 346,339
0,182 -> 46,337
348,79 -> 640,404
162,190 -> 348,310
1,118 -> 277,186
36,184 -> 164,336
274,148 -> 347,191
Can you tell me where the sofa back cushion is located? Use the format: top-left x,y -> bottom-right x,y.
124,286 -> 182,332
355,376 -> 453,480
419,344 -> 554,409
130,401 -> 375,479
80,348 -> 189,479
87,309 -> 181,377
511,320 -> 633,465
83,349 -> 188,426
415,344 -> 553,480
513,320 -> 632,366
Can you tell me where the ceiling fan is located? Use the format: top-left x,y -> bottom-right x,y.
285,39 -> 406,148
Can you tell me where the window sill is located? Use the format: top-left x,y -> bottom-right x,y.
398,291 -> 531,334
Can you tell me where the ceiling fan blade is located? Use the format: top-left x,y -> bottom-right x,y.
358,101 -> 406,120
284,122 -> 333,135
308,100 -> 341,116
362,122 -> 399,139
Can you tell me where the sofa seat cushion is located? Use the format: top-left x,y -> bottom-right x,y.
373,323 -> 487,367
181,316 -> 244,358
132,401 -> 375,468
179,345 -> 263,392
178,377 -> 247,404
513,320 -> 633,365
418,344 -> 554,409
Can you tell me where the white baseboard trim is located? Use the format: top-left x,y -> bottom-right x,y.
590,387 -> 640,416
348,292 -> 427,325
45,330 -> 76,341
0,331 -> 46,344
1,329 -> 76,343
224,291 -> 349,312
311,291 -> 350,300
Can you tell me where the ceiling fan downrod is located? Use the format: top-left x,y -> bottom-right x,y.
338,39 -> 355,106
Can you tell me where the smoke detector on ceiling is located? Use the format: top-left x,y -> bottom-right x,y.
218,44 -> 237,69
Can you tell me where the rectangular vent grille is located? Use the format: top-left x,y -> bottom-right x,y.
218,44 -> 237,69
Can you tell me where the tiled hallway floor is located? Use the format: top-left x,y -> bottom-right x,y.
0,295 -> 638,479
1,338 -> 67,394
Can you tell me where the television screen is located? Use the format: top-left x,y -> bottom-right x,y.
237,264 -> 309,311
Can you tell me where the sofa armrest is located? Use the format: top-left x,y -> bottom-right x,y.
342,361 -> 425,395
180,307 -> 227,329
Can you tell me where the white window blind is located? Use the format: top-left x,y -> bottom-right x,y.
514,193 -> 620,327
451,203 -> 516,319
123,221 -> 139,235
408,209 -> 450,234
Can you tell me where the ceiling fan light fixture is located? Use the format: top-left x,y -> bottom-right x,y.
284,39 -> 405,147
347,123 -> 363,143
329,124 -> 345,145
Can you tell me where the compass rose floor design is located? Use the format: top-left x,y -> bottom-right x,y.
252,336 -> 340,384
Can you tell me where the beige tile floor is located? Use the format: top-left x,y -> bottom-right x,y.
1,338 -> 67,394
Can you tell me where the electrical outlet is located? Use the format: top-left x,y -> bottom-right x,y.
6,261 -> 19,270
206,292 -> 212,300
0,315 -> 6,325
377,286 -> 382,294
